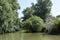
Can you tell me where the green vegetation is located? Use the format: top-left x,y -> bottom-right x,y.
22,0 -> 52,21
22,0 -> 52,33
0,0 -> 60,35
22,0 -> 60,35
0,0 -> 20,33
22,16 -> 46,33
46,17 -> 60,34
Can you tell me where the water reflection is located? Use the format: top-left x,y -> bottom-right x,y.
0,33 -> 60,40
23,33 -> 60,40
0,32 -> 21,40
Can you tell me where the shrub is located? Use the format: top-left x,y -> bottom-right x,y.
23,16 -> 46,33
49,18 -> 60,34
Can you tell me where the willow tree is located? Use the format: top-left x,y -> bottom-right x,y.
0,0 -> 20,33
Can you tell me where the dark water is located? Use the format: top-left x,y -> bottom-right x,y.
0,32 -> 60,40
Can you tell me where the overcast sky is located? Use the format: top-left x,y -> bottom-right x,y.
18,0 -> 60,18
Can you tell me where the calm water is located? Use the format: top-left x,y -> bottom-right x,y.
0,32 -> 60,40
0,32 -> 21,40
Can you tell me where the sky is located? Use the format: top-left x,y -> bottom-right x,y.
18,0 -> 60,18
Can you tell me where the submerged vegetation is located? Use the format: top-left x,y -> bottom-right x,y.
0,0 -> 60,35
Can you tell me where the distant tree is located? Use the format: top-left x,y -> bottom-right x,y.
34,0 -> 52,21
22,5 -> 35,21
22,0 -> 52,21
56,15 -> 60,18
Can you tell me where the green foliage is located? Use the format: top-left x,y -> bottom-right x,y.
22,7 -> 35,21
34,0 -> 52,21
23,16 -> 46,32
49,18 -> 60,34
54,18 -> 60,28
0,0 -> 20,33
22,0 -> 52,21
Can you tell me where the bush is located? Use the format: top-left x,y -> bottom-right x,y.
23,16 -> 46,33
49,18 -> 60,34
54,18 -> 60,34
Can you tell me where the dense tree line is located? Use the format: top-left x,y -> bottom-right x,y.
22,0 -> 52,32
21,0 -> 60,35
0,0 -> 60,35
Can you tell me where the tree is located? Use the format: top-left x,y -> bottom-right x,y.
0,0 -> 20,33
56,15 -> 60,18
48,17 -> 60,34
22,0 -> 52,21
34,0 -> 52,21
22,6 -> 35,21
54,18 -> 60,33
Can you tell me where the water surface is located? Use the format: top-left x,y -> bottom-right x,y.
0,32 -> 21,40
23,33 -> 60,40
0,33 -> 60,40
